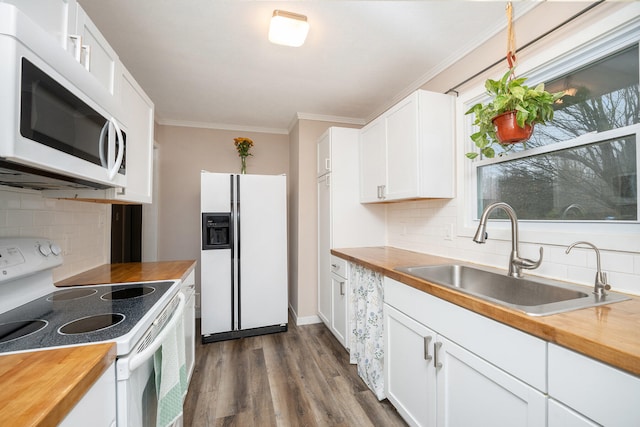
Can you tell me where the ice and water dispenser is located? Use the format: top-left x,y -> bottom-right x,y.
202,213 -> 231,249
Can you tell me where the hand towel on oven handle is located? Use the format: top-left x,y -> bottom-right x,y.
153,293 -> 187,427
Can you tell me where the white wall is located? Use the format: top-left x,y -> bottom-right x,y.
0,188 -> 110,282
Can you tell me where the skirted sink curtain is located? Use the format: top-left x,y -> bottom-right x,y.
349,263 -> 385,400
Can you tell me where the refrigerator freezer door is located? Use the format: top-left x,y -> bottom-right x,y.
237,174 -> 288,330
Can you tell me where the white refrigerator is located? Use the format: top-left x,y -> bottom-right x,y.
200,172 -> 288,342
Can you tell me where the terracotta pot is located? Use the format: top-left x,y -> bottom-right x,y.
492,111 -> 534,144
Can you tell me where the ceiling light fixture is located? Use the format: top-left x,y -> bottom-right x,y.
268,10 -> 309,47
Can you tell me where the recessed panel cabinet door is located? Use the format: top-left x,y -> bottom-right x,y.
386,93 -> 419,200
317,175 -> 331,325
384,304 -> 436,427
436,335 -> 546,427
359,118 -> 387,202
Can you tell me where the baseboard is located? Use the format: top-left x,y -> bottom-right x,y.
288,304 -> 322,326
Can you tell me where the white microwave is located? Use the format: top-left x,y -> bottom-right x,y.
0,4 -> 126,190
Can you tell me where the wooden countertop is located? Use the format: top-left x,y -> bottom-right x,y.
0,343 -> 116,427
332,246 -> 640,376
55,260 -> 197,287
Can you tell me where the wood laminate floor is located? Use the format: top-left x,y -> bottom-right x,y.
183,315 -> 407,427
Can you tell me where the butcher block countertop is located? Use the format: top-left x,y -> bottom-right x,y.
332,246 -> 640,376
0,260 -> 196,427
55,260 -> 196,287
0,343 -> 116,427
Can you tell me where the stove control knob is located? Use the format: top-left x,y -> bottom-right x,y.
50,243 -> 62,256
38,244 -> 52,257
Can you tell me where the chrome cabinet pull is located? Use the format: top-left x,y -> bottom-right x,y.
81,44 -> 91,71
339,281 -> 345,296
68,34 -> 82,62
434,341 -> 443,368
423,336 -> 433,361
325,158 -> 330,172
331,263 -> 339,270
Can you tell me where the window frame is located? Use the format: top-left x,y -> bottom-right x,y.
456,9 -> 640,252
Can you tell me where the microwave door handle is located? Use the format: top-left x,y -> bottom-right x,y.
107,117 -> 125,180
99,121 -> 109,168
127,292 -> 185,373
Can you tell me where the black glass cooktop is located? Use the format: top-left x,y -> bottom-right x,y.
0,281 -> 175,353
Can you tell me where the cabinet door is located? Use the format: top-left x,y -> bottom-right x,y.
317,175 -> 331,326
331,273 -> 348,347
359,118 -> 387,203
548,343 -> 640,427
59,362 -> 116,427
73,4 -> 118,94
386,93 -> 419,200
4,0 -> 75,49
384,304 -> 436,427
115,68 -> 154,203
317,131 -> 331,177
436,336 -> 546,427
548,399 -> 599,427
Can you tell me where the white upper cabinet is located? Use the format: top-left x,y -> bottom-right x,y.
112,68 -> 154,203
360,90 -> 455,203
359,118 -> 387,202
2,0 -> 75,49
69,4 -> 119,95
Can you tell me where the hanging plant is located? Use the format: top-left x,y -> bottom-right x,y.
465,3 -> 564,160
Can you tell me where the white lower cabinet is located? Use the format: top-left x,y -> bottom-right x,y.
384,277 -> 546,427
548,343 -> 640,427
548,399 -> 599,427
60,361 -> 116,427
330,262 -> 349,347
385,304 -> 436,426
384,304 -> 545,427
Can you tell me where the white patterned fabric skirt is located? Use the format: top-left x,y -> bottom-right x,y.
349,263 -> 385,400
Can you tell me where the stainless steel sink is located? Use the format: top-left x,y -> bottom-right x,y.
395,264 -> 630,316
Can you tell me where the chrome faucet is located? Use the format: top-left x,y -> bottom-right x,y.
473,202 -> 543,278
565,241 -> 611,298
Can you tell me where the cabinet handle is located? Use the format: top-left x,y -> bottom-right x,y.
339,281 -> 345,296
423,336 -> 433,361
434,341 -> 443,368
325,158 -> 331,171
325,174 -> 331,187
331,263 -> 339,270
68,34 -> 82,62
379,185 -> 386,200
81,44 -> 91,71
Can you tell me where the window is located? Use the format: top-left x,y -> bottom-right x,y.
471,44 -> 639,223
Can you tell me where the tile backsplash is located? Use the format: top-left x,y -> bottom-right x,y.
0,189 -> 109,282
387,199 -> 640,296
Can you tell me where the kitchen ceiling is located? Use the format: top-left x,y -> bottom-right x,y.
77,1 -> 600,134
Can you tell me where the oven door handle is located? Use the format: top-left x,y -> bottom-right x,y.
128,292 -> 185,373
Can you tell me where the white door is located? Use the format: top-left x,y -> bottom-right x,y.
317,174 -> 331,325
548,400 -> 599,427
359,118 -> 387,202
384,304 -> 437,427
238,174 -> 288,330
436,336 -> 546,427
200,173 -> 233,336
331,273 -> 347,347
386,93 -> 419,200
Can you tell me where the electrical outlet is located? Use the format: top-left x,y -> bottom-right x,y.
444,224 -> 453,241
